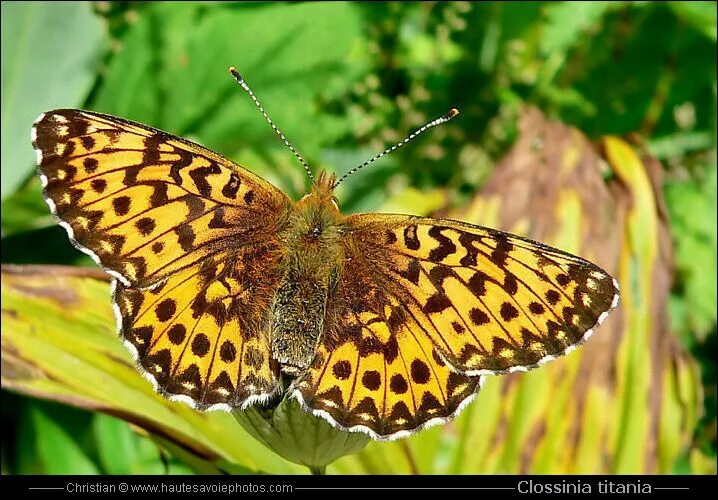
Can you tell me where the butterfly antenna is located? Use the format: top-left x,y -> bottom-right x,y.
229,67 -> 316,184
334,108 -> 460,188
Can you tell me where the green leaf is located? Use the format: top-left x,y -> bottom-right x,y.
0,266 -> 304,474
92,2 -> 368,181
0,1 -> 105,199
92,413 -> 139,474
647,131 -> 715,159
669,1 -> 717,41
0,178 -> 51,237
539,2 -> 616,59
150,435 -> 244,475
665,167 -> 718,341
28,402 -> 100,474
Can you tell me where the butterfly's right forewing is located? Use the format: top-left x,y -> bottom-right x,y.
341,214 -> 620,376
33,109 -> 292,289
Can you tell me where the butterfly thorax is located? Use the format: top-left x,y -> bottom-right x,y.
271,171 -> 346,376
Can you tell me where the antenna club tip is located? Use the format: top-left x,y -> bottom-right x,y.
445,108 -> 460,120
229,66 -> 243,81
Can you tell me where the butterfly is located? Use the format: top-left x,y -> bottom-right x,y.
32,71 -> 619,441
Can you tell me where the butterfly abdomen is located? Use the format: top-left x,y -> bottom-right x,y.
270,188 -> 346,375
271,269 -> 329,374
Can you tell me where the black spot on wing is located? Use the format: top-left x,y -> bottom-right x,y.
189,164 -> 221,197
191,333 -> 211,357
403,225 -> 420,250
222,172 -> 241,199
427,226 -> 456,262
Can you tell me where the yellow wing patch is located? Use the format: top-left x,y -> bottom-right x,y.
33,109 -> 291,288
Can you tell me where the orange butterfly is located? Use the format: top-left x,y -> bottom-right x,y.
32,68 -> 619,440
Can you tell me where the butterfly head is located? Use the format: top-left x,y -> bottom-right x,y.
297,170 -> 340,212
316,170 -> 338,191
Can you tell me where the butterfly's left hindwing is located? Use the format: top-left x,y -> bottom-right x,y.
33,109 -> 291,289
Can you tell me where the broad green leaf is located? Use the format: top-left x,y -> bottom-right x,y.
28,402 -> 101,474
0,266 -> 304,474
0,1 -> 105,198
669,1 -> 718,41
92,2 -> 368,189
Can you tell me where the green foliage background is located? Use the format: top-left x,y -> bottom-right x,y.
1,1 -> 715,474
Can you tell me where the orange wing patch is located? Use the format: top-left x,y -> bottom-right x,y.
33,109 -> 291,288
114,243 -> 284,409
345,214 -> 620,376
294,240 -> 482,440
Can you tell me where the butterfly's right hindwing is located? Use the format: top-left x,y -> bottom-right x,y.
114,244 -> 285,409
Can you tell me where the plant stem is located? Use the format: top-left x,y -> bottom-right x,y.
309,465 -> 326,475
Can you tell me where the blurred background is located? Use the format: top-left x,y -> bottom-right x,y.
1,1 -> 715,474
